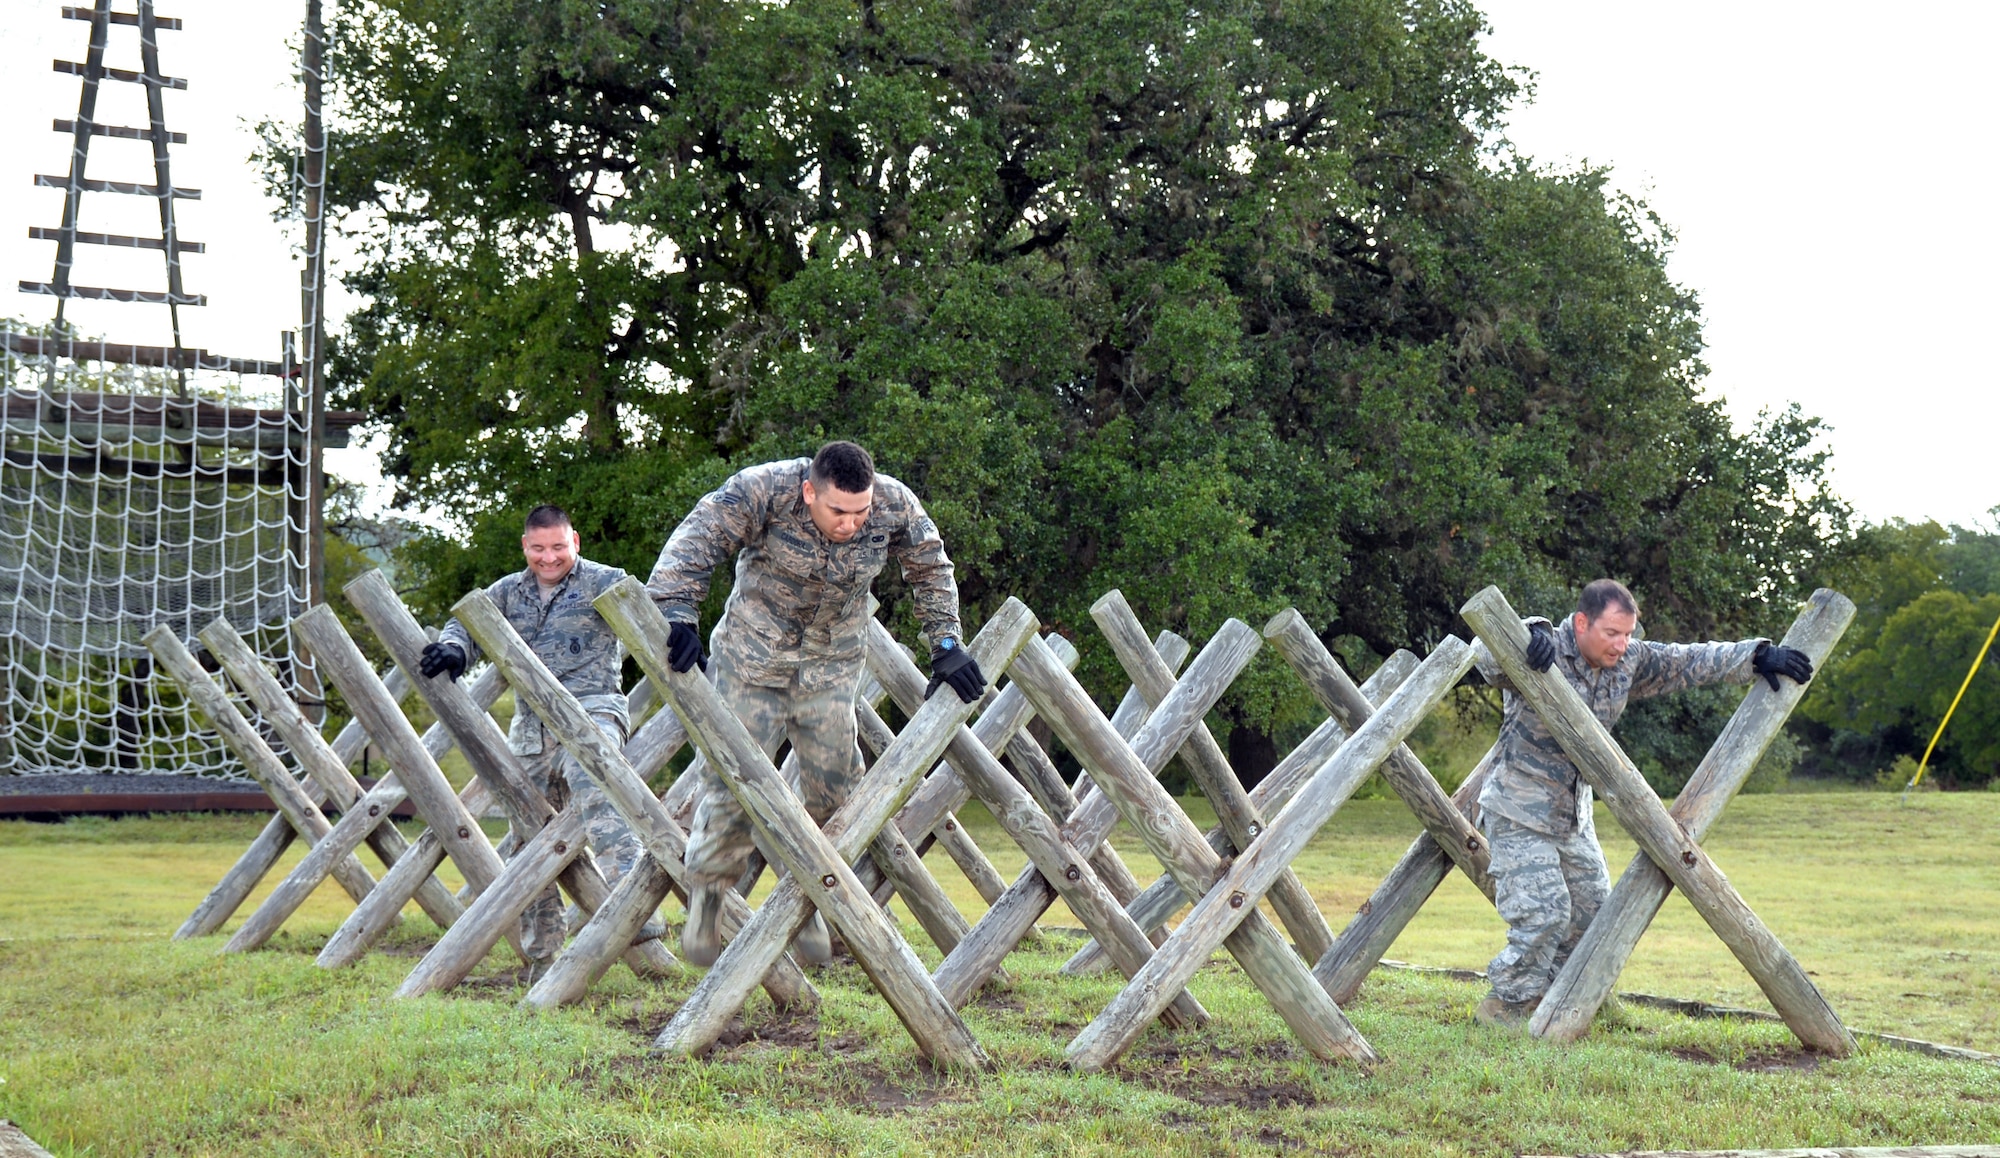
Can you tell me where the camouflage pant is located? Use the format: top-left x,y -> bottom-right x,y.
1481,809 -> 1611,1004
512,711 -> 642,964
681,649 -> 865,888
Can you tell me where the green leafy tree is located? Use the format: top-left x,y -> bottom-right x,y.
1797,517 -> 2000,787
316,0 -> 1857,781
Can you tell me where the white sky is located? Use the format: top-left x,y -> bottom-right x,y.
2,2 -> 1994,528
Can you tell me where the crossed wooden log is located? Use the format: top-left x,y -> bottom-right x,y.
155,569 -> 1856,1067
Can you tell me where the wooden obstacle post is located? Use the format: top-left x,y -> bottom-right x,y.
1312,745 -> 1495,1003
249,664 -> 505,966
652,595 -> 1039,1068
143,626 -> 383,907
1092,591 -> 1335,962
342,570 -> 679,983
859,621 -> 1211,1029
1531,588 -> 1855,1040
1003,627 -> 1378,1065
599,580 -> 1035,1065
1057,646 -> 1419,977
291,605 -> 521,950
173,660 -> 418,940
448,586 -> 821,1010
1061,636 -> 1475,1071
930,622 -> 1333,1008
1459,585 -> 1855,1056
196,620 -> 465,951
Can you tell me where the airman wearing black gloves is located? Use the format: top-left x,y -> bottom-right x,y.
646,441 -> 981,967
1472,578 -> 1812,1027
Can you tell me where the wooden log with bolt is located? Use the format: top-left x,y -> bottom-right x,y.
456,588 -> 820,1016
198,619 -> 465,951
1004,626 -> 1378,1064
597,579 -> 1036,1061
1059,647 -> 1419,977
1053,633 -> 1474,1071
634,586 -> 1039,1067
172,657 -> 428,941
143,626 -> 385,910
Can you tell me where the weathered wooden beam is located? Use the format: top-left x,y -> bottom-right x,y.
653,598 -> 1036,1068
930,813 -> 1007,905
199,620 -> 463,950
1092,591 -> 1335,964
1064,636 -> 1472,1071
345,570 -> 677,982
852,702 -> 979,958
1061,649 -> 1421,977
932,625 -> 1301,1007
142,626 -> 380,907
1314,745 -> 1495,1003
1265,608 -> 1493,899
1532,588 -> 1855,1041
617,580 -> 1033,1063
176,661 -> 426,941
290,605 -> 511,920
868,632 -> 1211,1029
256,668 -> 503,964
453,587 -> 814,1010
1459,585 -> 1855,1056
1006,629 -> 1375,1066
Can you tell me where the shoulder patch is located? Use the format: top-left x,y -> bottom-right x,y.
914,517 -> 937,540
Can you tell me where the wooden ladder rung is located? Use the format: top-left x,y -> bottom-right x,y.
52,119 -> 188,145
33,174 -> 200,199
53,60 -> 187,89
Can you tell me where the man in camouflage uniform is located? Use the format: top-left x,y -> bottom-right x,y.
1472,578 -> 1815,1027
647,440 -> 985,967
418,504 -> 649,971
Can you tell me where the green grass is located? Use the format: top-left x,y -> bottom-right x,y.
2,793 -> 1997,1156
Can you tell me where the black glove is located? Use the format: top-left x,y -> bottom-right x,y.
418,641 -> 466,682
667,620 -> 707,673
1752,641 -> 1813,691
1525,620 -> 1557,673
924,638 -> 986,704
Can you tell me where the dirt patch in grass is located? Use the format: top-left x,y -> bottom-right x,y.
1118,1040 -> 1322,1110
1668,1044 -> 1824,1073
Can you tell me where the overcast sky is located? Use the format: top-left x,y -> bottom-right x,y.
2,2 -> 1994,529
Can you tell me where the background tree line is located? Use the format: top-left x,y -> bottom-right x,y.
303,0 -> 1995,791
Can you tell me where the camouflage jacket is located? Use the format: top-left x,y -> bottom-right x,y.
1475,616 -> 1761,836
439,555 -> 630,755
646,458 -> 962,691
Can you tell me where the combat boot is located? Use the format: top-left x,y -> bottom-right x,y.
1473,994 -> 1538,1029
794,911 -> 833,966
681,883 -> 723,967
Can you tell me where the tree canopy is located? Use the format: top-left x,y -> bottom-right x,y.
315,0 -> 1858,774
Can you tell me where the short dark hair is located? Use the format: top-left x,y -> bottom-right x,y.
524,504 -> 572,534
1577,579 -> 1637,622
810,441 -> 875,494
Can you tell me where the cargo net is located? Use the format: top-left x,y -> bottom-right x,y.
0,327 -> 311,776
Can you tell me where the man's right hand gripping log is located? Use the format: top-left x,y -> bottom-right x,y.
647,441 -> 985,968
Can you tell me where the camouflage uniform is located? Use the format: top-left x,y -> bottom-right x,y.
439,555 -> 644,962
1475,616 -> 1761,1004
647,457 -> 962,887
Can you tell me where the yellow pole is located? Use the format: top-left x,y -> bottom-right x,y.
1904,607 -> 2000,799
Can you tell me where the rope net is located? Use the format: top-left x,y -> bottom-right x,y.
0,329 -> 312,776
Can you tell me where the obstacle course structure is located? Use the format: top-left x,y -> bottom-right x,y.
156,573 -> 1858,1069
5,0 -> 348,780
